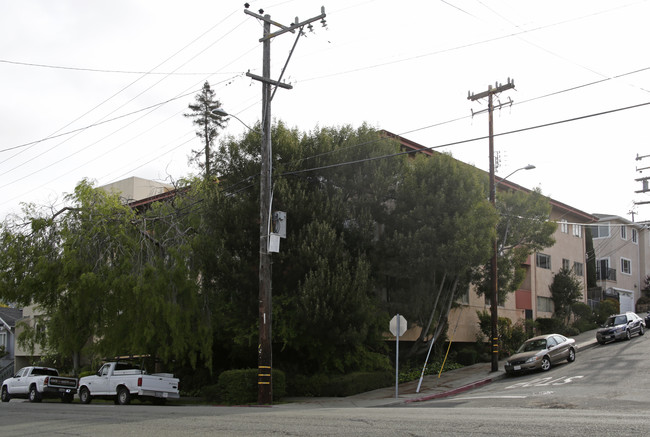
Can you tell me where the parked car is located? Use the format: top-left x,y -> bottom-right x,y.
596,312 -> 645,344
504,334 -> 576,375
644,312 -> 650,327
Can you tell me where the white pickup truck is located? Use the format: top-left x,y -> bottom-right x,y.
78,361 -> 180,405
1,366 -> 78,403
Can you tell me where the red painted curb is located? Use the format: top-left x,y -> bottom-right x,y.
404,377 -> 493,403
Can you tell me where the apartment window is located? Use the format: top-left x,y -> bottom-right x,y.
536,253 -> 551,270
632,229 -> 638,244
537,296 -> 554,313
621,226 -> 627,240
591,223 -> 610,238
562,258 -> 570,270
621,258 -> 632,275
560,219 -> 568,234
0,331 -> 6,349
573,262 -> 584,276
572,224 -> 582,238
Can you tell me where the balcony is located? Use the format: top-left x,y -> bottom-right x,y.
596,267 -> 617,282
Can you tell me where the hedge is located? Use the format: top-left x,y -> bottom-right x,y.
217,368 -> 285,405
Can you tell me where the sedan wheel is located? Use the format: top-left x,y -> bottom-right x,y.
640,326 -> 645,336
567,348 -> 576,363
540,356 -> 551,371
626,330 -> 632,340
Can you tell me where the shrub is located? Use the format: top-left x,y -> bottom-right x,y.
535,317 -> 564,334
595,299 -> 619,325
217,368 -> 286,405
456,348 -> 479,365
200,384 -> 221,402
476,310 -> 527,358
320,372 -> 393,397
571,302 -> 597,332
286,371 -> 393,397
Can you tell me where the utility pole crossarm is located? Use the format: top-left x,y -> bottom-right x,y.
468,78 -> 515,101
246,71 -> 293,89
246,6 -> 326,42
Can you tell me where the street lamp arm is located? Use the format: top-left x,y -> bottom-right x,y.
211,108 -> 259,133
495,164 -> 535,189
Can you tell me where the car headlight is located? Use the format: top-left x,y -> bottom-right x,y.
525,356 -> 540,364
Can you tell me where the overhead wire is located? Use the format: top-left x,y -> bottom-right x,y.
3,1 -> 649,218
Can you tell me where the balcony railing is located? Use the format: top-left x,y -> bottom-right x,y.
596,267 -> 617,281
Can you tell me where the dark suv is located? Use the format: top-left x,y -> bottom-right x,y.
596,312 -> 645,344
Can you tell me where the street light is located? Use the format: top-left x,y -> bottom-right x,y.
211,108 -> 258,133
489,163 -> 535,372
496,164 -> 536,187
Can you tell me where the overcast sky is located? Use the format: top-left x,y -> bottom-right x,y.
2,0 -> 650,223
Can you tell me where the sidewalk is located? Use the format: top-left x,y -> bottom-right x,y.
282,329 -> 599,408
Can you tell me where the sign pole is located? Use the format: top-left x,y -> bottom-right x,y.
395,313 -> 400,399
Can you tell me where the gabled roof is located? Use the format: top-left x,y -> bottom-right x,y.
0,307 -> 23,330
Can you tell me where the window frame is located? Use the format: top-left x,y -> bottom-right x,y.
536,253 -> 551,270
621,257 -> 632,275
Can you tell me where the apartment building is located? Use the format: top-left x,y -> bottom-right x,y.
448,187 -> 597,343
589,214 -> 644,312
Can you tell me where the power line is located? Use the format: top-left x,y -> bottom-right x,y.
281,100 -> 650,176
0,58 -> 243,76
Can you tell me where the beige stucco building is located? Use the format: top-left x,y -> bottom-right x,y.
447,188 -> 597,344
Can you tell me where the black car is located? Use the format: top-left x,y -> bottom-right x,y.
596,312 -> 645,344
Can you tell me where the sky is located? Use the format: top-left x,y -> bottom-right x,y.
2,0 -> 650,224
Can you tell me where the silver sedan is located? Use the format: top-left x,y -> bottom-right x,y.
504,334 -> 576,375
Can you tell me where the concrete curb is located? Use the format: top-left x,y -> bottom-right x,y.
403,376 -> 500,403
403,337 -> 599,405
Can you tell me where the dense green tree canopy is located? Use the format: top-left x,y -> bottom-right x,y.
0,121 -> 558,381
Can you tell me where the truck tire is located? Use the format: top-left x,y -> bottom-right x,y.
1,386 -> 10,402
29,385 -> 42,403
79,387 -> 92,404
117,387 -> 131,405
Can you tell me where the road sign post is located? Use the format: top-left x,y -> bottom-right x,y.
390,314 -> 407,398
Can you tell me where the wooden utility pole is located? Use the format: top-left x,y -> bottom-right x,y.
244,5 -> 326,405
468,78 -> 515,373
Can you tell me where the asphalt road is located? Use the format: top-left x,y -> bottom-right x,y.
1,333 -> 649,436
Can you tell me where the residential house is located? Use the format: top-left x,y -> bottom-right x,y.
589,214 -> 644,312
0,307 -> 23,378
